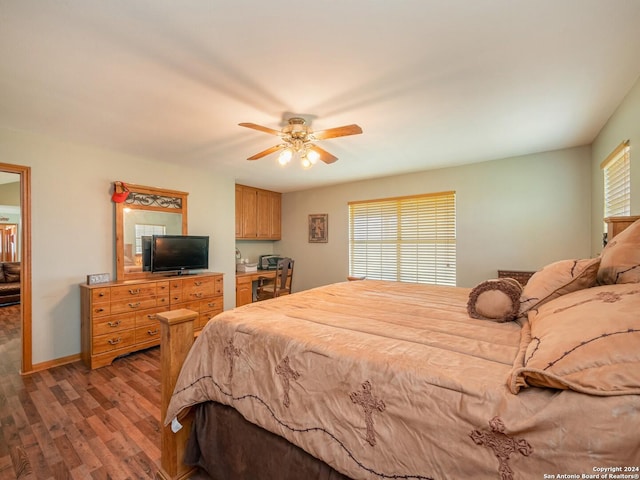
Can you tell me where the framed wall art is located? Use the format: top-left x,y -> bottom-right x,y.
308,214 -> 328,243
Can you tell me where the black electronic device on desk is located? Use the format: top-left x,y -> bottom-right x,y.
259,255 -> 283,270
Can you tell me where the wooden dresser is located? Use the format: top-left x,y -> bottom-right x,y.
80,272 -> 223,369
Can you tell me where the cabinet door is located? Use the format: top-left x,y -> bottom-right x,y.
236,276 -> 253,307
256,189 -> 271,238
235,185 -> 243,238
241,187 -> 258,238
269,191 -> 281,240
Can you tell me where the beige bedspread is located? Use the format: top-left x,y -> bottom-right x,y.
165,280 -> 640,480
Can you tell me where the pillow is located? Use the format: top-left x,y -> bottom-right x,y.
509,283 -> 640,396
518,257 -> 600,317
597,218 -> 640,285
467,278 -> 522,322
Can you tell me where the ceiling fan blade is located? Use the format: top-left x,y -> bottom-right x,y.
312,124 -> 363,140
309,144 -> 338,164
247,144 -> 283,160
238,123 -> 282,136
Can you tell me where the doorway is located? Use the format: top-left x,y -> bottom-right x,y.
0,163 -> 31,374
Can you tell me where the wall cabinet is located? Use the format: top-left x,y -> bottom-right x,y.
80,272 -> 223,369
236,184 -> 281,240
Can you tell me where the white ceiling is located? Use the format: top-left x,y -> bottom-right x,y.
1,1 -> 640,193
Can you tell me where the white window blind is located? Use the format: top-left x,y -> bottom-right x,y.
348,191 -> 456,286
602,140 -> 630,218
134,224 -> 166,254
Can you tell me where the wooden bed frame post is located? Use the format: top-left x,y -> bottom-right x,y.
157,309 -> 198,480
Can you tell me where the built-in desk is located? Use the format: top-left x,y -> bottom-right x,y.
236,270 -> 276,307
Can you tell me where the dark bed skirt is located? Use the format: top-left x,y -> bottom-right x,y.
185,401 -> 353,480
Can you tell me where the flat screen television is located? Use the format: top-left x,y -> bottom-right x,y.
150,235 -> 209,274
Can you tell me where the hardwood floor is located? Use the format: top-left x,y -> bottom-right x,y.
0,304 -> 163,479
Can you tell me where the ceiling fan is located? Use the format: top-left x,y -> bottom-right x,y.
238,117 -> 363,168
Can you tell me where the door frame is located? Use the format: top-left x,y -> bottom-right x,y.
0,163 -> 32,374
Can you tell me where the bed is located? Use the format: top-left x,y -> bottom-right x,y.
157,217 -> 640,480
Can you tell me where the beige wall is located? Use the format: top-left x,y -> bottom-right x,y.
0,127 -> 237,365
590,76 -> 640,255
0,180 -> 20,205
277,146 -> 592,291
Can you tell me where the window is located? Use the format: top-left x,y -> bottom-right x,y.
134,224 -> 166,254
348,191 -> 456,286
602,140 -> 631,218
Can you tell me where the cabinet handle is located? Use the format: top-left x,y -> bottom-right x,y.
108,337 -> 122,345
95,308 -> 105,313
129,288 -> 140,295
147,329 -> 159,336
107,320 -> 121,328
147,314 -> 156,320
128,302 -> 141,308
208,302 -> 216,308
194,293 -> 203,298
98,292 -> 105,297
194,281 -> 203,286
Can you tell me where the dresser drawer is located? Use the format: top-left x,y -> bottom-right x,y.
92,330 -> 135,355
183,278 -> 216,300
110,297 -> 158,314
157,294 -> 170,307
135,323 -> 161,345
93,313 -> 135,336
110,284 -> 157,301
200,298 -> 223,316
91,288 -> 111,303
136,306 -> 170,328
169,279 -> 184,303
156,281 -> 170,296
90,302 -> 111,318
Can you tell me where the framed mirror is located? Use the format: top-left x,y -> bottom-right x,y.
114,182 -> 188,281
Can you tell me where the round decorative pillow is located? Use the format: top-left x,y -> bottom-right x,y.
467,278 -> 523,322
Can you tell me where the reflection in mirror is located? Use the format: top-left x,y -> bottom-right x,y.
122,210 -> 183,273
0,174 -> 22,262
115,182 -> 188,281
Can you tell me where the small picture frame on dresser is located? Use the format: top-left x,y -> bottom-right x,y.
87,273 -> 110,285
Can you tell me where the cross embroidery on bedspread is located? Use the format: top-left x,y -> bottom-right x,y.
223,339 -> 241,382
470,416 -> 533,480
275,356 -> 300,408
350,380 -> 386,447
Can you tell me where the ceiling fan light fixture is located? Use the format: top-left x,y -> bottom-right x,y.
240,117 -> 362,166
306,149 -> 320,164
301,156 -> 313,169
278,148 -> 293,166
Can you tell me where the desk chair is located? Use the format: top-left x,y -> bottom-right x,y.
256,257 -> 294,301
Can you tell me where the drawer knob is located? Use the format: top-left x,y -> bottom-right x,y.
108,337 -> 122,345
147,314 -> 156,320
99,292 -> 105,297
128,302 -> 141,308
96,308 -> 105,313
107,320 -> 121,328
